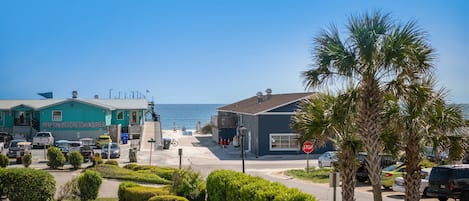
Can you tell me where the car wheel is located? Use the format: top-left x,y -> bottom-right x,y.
422,187 -> 428,198
461,191 -> 469,201
318,161 -> 323,168
438,196 -> 448,201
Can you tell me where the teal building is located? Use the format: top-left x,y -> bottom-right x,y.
0,97 -> 148,141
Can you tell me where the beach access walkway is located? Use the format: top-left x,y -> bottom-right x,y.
139,121 -> 162,151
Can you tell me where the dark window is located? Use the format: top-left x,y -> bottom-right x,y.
430,168 -> 450,180
456,169 -> 469,178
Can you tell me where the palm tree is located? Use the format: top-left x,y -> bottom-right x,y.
303,11 -> 434,201
384,77 -> 465,201
292,91 -> 362,201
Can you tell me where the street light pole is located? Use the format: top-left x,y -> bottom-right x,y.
239,126 -> 247,173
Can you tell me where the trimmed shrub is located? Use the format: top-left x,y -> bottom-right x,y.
96,164 -> 171,184
92,152 -> 104,166
206,169 -> 316,201
47,146 -> 66,169
125,164 -> 176,181
105,159 -> 119,166
78,170 -> 103,201
149,195 -> 189,201
118,181 -> 141,201
123,186 -> 171,201
0,153 -> 9,167
21,153 -> 32,167
123,163 -> 138,169
0,168 -> 56,201
69,151 -> 84,170
57,176 -> 80,201
172,167 -> 206,201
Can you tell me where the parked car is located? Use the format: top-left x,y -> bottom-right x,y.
426,164 -> 469,201
7,139 -> 27,158
68,141 -> 82,153
356,152 -> 398,182
425,146 -> 448,162
382,164 -> 407,188
392,168 -> 432,197
79,138 -> 94,162
101,143 -> 120,159
0,132 -> 13,148
96,135 -> 112,148
32,132 -> 54,148
55,140 -> 71,158
318,151 -> 338,168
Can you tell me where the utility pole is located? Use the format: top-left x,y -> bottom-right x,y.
109,88 -> 113,99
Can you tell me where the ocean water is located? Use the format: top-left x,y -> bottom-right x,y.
155,104 -> 224,130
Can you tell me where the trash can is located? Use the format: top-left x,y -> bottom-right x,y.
121,133 -> 129,144
129,148 -> 137,163
163,138 -> 171,149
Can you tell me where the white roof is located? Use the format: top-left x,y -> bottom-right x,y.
0,99 -> 148,110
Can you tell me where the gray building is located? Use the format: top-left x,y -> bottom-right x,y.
217,90 -> 334,157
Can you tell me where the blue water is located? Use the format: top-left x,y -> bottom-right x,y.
155,104 -> 224,130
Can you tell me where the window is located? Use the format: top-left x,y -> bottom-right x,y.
117,111 -> 124,120
270,133 -> 299,151
52,110 -> 62,121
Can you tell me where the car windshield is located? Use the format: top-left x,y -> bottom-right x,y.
10,141 -> 24,147
36,133 -> 49,137
383,164 -> 401,171
103,143 -> 118,149
70,143 -> 81,147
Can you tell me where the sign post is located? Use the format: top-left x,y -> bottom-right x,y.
178,148 -> 183,169
302,141 -> 314,173
147,138 -> 156,165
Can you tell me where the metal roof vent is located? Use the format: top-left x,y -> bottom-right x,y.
256,91 -> 263,104
94,95 -> 99,99
72,90 -> 78,98
265,88 -> 272,100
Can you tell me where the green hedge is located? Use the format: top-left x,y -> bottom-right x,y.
122,186 -> 171,201
206,169 -> 316,201
47,146 -> 66,169
96,164 -> 171,184
123,164 -> 176,181
149,195 -> 189,201
105,159 -> 119,166
69,151 -> 84,170
0,168 -> 56,201
78,170 -> 103,201
118,182 -> 141,201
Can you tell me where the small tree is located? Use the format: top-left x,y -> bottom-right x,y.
78,170 -> 102,201
69,151 -> 84,170
22,153 -> 32,168
172,167 -> 206,201
0,153 -> 9,168
92,153 -> 103,167
57,176 -> 80,201
47,146 -> 66,169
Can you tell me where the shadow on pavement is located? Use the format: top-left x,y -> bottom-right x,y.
195,135 -> 312,161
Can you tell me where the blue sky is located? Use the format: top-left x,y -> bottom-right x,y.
1,1 -> 468,104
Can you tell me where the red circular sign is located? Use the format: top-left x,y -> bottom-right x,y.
302,141 -> 314,153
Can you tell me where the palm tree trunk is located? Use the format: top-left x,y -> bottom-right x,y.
358,77 -> 384,201
405,135 -> 422,201
338,147 -> 359,201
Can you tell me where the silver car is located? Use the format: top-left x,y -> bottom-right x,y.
101,143 -> 120,159
7,139 -> 27,158
318,151 -> 338,168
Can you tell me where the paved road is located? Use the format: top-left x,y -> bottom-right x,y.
1,133 -> 439,201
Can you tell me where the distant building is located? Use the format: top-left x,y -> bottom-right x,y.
216,90 -> 334,156
0,95 -> 147,142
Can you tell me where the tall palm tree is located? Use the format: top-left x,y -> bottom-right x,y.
384,76 -> 465,201
303,11 -> 434,201
292,91 -> 362,201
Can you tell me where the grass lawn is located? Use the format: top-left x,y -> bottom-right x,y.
285,167 -> 334,183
